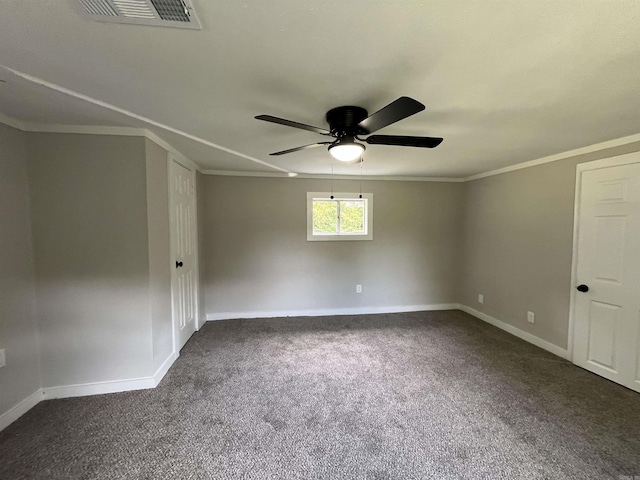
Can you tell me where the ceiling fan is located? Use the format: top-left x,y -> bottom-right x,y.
255,97 -> 443,163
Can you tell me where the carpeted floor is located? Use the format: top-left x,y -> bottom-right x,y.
1,310 -> 639,479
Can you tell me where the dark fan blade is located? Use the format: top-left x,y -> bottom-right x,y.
255,115 -> 332,136
357,97 -> 425,134
269,142 -> 333,156
365,135 -> 443,148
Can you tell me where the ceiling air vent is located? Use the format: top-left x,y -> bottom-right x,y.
77,0 -> 202,30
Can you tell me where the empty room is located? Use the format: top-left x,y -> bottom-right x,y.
1,1 -> 639,478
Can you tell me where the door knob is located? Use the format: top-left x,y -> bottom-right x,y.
576,284 -> 589,293
176,261 -> 184,268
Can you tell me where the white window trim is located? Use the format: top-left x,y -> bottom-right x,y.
307,192 -> 373,241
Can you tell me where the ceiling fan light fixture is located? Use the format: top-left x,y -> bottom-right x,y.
328,138 -> 365,162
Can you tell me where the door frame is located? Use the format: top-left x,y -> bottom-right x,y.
568,150 -> 640,362
167,153 -> 201,356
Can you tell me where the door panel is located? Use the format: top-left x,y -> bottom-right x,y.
587,301 -> 618,371
593,216 -> 625,282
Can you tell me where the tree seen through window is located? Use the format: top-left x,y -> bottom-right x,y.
313,199 -> 365,234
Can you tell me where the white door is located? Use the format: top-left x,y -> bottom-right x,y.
169,157 -> 198,351
572,159 -> 640,393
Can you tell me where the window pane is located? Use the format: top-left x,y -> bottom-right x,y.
339,200 -> 365,233
313,200 -> 337,234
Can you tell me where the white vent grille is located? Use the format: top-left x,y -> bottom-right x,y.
79,0 -> 117,16
77,0 -> 201,29
112,0 -> 156,19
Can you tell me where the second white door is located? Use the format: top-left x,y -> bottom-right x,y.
170,157 -> 198,351
572,158 -> 640,393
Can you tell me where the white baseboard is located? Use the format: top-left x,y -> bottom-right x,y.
206,303 -> 461,321
0,389 -> 44,432
42,350 -> 178,400
153,351 -> 177,385
459,305 -> 570,359
0,351 -> 178,433
42,376 -> 156,400
1,308 -> 567,432
207,304 -> 569,360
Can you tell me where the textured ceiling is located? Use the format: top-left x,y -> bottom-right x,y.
1,1 -> 639,177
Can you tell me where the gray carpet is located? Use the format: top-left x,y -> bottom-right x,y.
1,310 -> 639,479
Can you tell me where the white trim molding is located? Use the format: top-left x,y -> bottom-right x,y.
0,64 -> 290,175
0,389 -> 44,432
574,149 -> 640,173
208,304 -> 571,360
0,351 -> 178,432
464,133 -> 640,182
1,304 -> 577,432
2,107 -> 639,183
24,124 -> 200,178
291,173 -> 464,182
42,377 -> 156,400
1,61 -> 639,183
42,351 -> 178,400
460,305 -> 570,359
153,351 -> 178,386
0,112 -> 27,130
201,169 -> 299,178
206,303 -> 460,321
0,113 -> 205,175
202,170 -> 465,183
23,123 -> 146,136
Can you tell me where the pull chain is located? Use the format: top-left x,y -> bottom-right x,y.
359,155 -> 364,198
331,156 -> 334,199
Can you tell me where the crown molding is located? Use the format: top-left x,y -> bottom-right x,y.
463,133 -> 640,181
0,115 -> 203,173
201,170 -> 297,178
0,64 -> 290,175
201,170 -> 464,182
24,123 -> 146,136
2,81 -> 639,183
292,173 -> 464,182
0,112 -> 26,131
0,113 -> 466,183
144,130 -> 199,172
4,110 -> 639,182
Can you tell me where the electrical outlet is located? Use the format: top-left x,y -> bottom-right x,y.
0,349 -> 5,368
478,294 -> 484,304
527,311 -> 535,323
356,284 -> 362,294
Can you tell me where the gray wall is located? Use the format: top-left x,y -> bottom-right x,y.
201,176 -> 464,316
460,141 -> 640,349
4,119 -> 638,422
27,133 -> 154,386
0,124 -> 41,415
145,139 -> 172,372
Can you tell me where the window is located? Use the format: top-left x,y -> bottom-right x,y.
307,192 -> 373,241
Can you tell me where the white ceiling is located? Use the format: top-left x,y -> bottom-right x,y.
1,1 -> 640,178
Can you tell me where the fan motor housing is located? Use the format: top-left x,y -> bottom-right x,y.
326,106 -> 369,136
